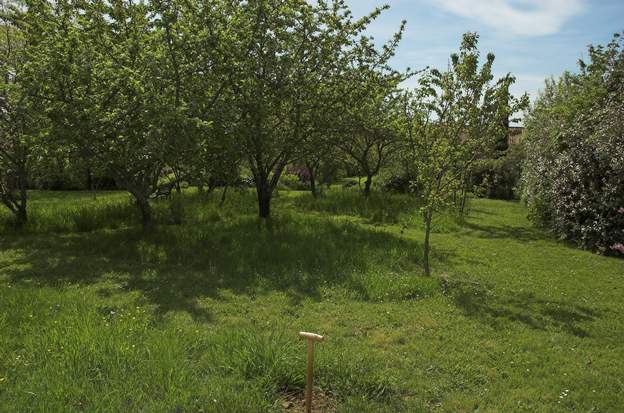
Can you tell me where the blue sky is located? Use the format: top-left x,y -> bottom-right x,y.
344,0 -> 624,101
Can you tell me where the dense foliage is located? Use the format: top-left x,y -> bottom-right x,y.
2,0 -> 413,229
470,142 -> 525,200
2,0 -> 533,272
522,34 -> 624,254
0,7 -> 37,225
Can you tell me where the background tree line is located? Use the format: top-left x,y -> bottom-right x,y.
2,0 -> 532,272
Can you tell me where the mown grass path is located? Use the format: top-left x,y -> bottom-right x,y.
1,191 -> 622,412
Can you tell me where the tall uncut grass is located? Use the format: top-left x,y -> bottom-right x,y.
0,191 -> 136,233
2,189 -> 622,412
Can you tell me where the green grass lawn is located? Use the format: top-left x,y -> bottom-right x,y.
1,189 -> 622,412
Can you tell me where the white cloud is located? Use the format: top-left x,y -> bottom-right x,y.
432,0 -> 585,36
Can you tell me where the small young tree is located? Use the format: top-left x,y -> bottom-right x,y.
402,33 -> 525,275
334,27 -> 408,198
300,110 -> 339,198
336,84 -> 403,197
302,140 -> 333,198
196,125 -> 243,205
153,0 -> 236,197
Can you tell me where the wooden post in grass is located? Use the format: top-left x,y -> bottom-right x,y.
299,331 -> 324,413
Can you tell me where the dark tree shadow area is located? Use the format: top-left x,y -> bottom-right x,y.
1,216 -> 447,322
442,277 -> 601,337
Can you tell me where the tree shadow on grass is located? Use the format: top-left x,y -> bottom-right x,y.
291,191 -> 418,225
467,206 -> 497,216
0,214 -> 447,322
461,221 -> 547,242
442,277 -> 600,337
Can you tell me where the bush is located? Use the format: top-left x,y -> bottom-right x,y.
522,34 -> 624,254
30,153 -> 120,191
470,143 -> 525,200
380,171 -> 416,194
278,172 -> 309,191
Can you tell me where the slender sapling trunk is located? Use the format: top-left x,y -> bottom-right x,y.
423,208 -> 433,276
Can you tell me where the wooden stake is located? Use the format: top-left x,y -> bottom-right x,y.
299,332 -> 323,413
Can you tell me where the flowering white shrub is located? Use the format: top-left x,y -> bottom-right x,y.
522,34 -> 624,254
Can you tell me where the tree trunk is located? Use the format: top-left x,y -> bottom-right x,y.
460,175 -> 471,217
363,175 -> 373,197
1,193 -> 27,227
220,185 -> 228,207
87,167 -> 98,200
15,170 -> 28,227
256,177 -> 272,219
423,209 -> 432,276
15,203 -> 27,227
86,167 -> 93,191
136,196 -> 153,232
172,167 -> 182,194
308,166 -> 317,198
306,162 -> 318,198
460,189 -> 468,216
258,191 -> 271,218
